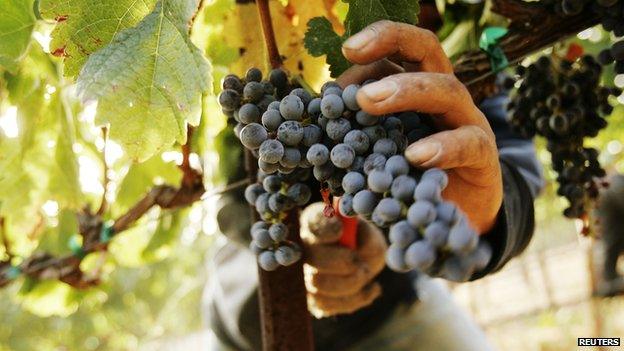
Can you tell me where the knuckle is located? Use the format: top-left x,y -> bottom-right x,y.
421,28 -> 441,46
443,75 -> 467,95
467,125 -> 498,168
472,125 -> 496,150
441,75 -> 472,108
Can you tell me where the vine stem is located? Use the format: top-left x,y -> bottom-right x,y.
253,2 -> 313,351
97,126 -> 109,216
256,0 -> 283,69
0,218 -> 13,261
180,125 -> 200,188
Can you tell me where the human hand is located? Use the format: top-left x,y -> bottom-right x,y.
337,20 -> 503,234
300,203 -> 387,318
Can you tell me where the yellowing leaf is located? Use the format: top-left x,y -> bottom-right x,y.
40,0 -> 157,76
221,0 -> 330,88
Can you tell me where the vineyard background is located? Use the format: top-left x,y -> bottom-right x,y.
1,0 -> 624,350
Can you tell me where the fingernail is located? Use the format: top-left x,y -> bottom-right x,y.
359,80 -> 397,102
405,141 -> 440,165
343,29 -> 376,50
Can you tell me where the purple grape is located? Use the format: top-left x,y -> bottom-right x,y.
414,179 -> 442,203
374,198 -> 402,223
330,143 -> 356,169
269,223 -> 289,242
239,123 -> 268,149
390,175 -> 417,203
306,144 -> 330,166
258,251 -> 279,271
352,190 -> 378,215
407,201 -> 436,228
423,221 -> 450,248
389,221 -> 417,248
339,194 -> 356,217
447,219 -> 479,254
259,139 -> 284,164
321,94 -> 345,119
405,240 -> 436,271
245,183 -> 265,205
386,244 -> 410,272
368,169 -> 393,193
342,172 -> 366,194
385,155 -> 409,177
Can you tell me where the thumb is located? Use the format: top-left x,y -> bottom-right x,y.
300,202 -> 342,245
404,125 -> 496,171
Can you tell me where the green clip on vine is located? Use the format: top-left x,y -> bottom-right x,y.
479,27 -> 509,73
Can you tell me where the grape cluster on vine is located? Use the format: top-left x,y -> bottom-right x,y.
554,0 -> 624,76
592,0 -> 624,76
507,55 -> 620,219
219,68 -> 492,281
244,173 -> 310,271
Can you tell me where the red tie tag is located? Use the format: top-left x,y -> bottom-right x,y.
565,43 -> 584,62
333,197 -> 358,250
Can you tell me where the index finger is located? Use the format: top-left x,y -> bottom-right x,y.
336,59 -> 404,88
341,20 -> 453,74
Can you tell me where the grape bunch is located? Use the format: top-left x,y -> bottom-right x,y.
507,55 -> 620,219
218,67 -> 323,176
598,40 -> 624,76
594,0 -> 624,74
553,0 -> 624,76
344,161 -> 492,282
593,0 -> 624,76
220,68 -> 492,279
244,172 -> 312,271
304,84 -> 431,194
592,0 -> 624,36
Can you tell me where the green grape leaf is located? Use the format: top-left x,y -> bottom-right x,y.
212,126 -> 244,184
107,218 -> 153,267
113,153 -> 181,216
304,0 -> 419,77
0,0 -> 36,72
47,95 -> 83,207
39,0 -> 157,77
0,45 -> 82,246
304,17 -> 350,78
36,209 -> 78,255
343,0 -> 420,36
141,209 -> 186,261
17,279 -> 82,317
77,0 -> 211,162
